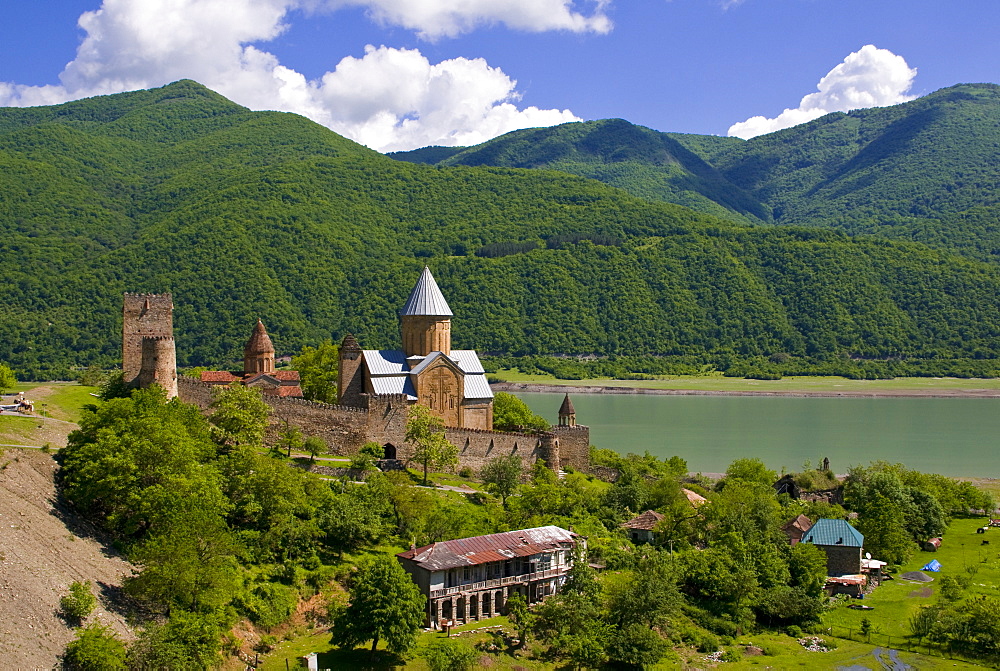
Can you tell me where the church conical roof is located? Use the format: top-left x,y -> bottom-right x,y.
559,393 -> 575,415
400,266 -> 453,317
244,319 -> 275,355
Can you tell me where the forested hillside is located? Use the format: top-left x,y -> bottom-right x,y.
396,84 -> 1000,263
4,80 -> 1000,378
391,119 -> 769,225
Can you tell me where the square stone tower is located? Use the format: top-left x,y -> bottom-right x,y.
123,293 -> 176,396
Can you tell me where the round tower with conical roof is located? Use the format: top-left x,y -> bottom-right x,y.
400,266 -> 453,357
244,319 -> 276,375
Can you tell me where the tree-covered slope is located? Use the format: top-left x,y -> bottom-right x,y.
698,84 -> 1000,261
3,81 -> 1000,377
391,119 -> 770,225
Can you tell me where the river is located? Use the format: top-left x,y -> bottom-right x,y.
513,392 -> 1000,477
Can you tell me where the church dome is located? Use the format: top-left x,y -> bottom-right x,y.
244,319 -> 275,356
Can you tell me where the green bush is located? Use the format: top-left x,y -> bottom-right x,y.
786,625 -> 803,638
64,622 -> 126,671
237,582 -> 298,629
760,642 -> 781,656
720,647 -> 742,662
423,639 -> 479,671
60,581 -> 98,620
458,466 -> 474,479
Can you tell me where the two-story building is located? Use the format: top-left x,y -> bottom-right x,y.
396,525 -> 580,628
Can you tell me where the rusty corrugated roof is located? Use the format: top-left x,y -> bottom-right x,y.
398,525 -> 577,571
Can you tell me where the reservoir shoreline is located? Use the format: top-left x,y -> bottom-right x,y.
492,381 -> 1000,399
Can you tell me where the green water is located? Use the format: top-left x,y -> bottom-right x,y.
514,393 -> 1000,477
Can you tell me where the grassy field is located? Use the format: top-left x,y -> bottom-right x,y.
493,370 -> 1000,396
259,614 -> 987,670
823,517 -> 1000,664
0,382 -> 97,447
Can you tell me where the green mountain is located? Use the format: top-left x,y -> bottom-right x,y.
4,80 -> 1000,378
391,119 -> 770,225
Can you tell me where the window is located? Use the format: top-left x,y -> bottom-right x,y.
536,553 -> 552,572
463,566 -> 471,582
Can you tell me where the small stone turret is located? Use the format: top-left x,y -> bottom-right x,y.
538,432 -> 561,472
137,335 -> 177,398
558,394 -> 576,428
244,319 -> 276,375
337,333 -> 365,407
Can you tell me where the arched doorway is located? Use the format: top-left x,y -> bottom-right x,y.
383,443 -> 397,459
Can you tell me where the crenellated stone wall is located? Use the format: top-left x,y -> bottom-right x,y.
177,377 -> 590,472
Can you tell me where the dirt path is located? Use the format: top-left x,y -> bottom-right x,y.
0,450 -> 135,668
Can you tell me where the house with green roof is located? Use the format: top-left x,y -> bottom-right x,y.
801,518 -> 865,576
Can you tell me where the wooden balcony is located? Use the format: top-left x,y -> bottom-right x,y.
429,567 -> 565,599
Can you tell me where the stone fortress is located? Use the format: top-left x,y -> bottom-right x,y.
124,268 -> 590,473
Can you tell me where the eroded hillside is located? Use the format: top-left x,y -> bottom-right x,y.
0,449 -> 134,668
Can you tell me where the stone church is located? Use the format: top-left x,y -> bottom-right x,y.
337,266 -> 494,430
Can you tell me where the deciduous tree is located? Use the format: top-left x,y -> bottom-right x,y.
331,556 -> 425,660
404,405 -> 458,486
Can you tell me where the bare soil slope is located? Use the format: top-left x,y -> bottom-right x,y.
0,449 -> 134,668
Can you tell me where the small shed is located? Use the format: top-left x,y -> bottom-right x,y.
622,510 -> 664,544
923,537 -> 942,552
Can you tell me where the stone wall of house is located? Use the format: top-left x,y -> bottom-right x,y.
177,377 -> 590,472
819,544 -> 862,576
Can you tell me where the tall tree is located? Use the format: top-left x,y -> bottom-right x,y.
331,556 -> 425,661
209,384 -> 270,449
404,405 -> 458,486
492,391 -> 549,431
0,363 -> 16,394
292,340 -> 339,403
480,453 -> 523,507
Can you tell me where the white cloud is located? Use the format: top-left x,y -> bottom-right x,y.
0,0 -> 587,151
331,0 -> 612,40
728,45 -> 917,139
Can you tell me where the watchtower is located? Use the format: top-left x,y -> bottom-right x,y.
123,293 -> 175,395
558,394 -> 576,427
137,335 -> 178,398
337,333 -> 366,407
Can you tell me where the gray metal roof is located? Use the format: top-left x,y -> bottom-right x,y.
363,349 -> 408,376
400,266 -> 453,317
463,374 -> 494,400
370,375 -> 417,400
361,348 -> 492,401
450,350 -> 485,374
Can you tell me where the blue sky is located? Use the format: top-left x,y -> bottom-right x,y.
1,1 -> 997,151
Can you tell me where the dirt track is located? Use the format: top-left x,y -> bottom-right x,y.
0,450 -> 134,668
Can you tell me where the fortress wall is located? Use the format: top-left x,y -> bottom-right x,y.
551,425 -> 590,472
177,377 -> 591,471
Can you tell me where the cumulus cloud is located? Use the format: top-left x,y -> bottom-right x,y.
332,0 -> 612,40
0,0 -> 587,151
728,45 -> 917,139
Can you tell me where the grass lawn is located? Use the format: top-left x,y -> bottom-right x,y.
823,517 -> 1000,664
10,381 -> 98,422
0,382 -> 97,447
492,370 -> 1000,396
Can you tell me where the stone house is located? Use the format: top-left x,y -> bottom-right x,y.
396,526 -> 580,628
800,518 -> 865,576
